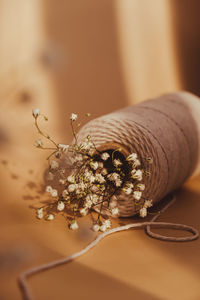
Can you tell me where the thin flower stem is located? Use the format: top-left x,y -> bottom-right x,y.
70,120 -> 78,144
38,147 -> 57,151
46,150 -> 58,162
34,117 -> 58,148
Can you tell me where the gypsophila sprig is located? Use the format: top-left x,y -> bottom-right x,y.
32,109 -> 153,231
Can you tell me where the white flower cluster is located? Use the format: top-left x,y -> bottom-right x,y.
33,110 -> 153,231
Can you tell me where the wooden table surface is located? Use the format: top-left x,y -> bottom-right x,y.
0,106 -> 200,300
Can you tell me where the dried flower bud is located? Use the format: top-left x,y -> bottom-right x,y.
51,189 -> 58,197
139,207 -> 147,218
37,207 -> 44,219
62,189 -> 69,198
70,113 -> 78,121
67,175 -> 75,183
58,144 -> 69,152
90,161 -> 98,170
101,152 -> 110,161
57,201 -> 65,211
92,224 -> 100,232
50,160 -> 59,170
68,184 -> 76,193
131,169 -> 143,181
100,224 -> 107,232
32,108 -> 40,118
59,179 -> 66,185
113,159 -> 122,167
111,207 -> 119,216
46,172 -> 54,181
34,139 -> 43,148
103,219 -> 111,229
115,178 -> 122,187
123,186 -> 132,194
137,183 -> 145,191
80,208 -> 88,216
144,199 -> 153,208
95,173 -> 105,184
101,168 -> 108,175
46,214 -> 54,221
70,220 -> 79,230
126,153 -> 137,161
133,159 -> 141,167
133,191 -> 142,200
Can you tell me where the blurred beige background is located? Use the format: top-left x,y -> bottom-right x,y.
0,1 -> 200,299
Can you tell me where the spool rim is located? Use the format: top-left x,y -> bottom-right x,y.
97,142 -> 130,158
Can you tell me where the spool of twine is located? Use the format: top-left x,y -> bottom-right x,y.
18,92 -> 200,300
77,91 -> 200,217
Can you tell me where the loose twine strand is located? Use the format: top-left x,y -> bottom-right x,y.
18,194 -> 199,300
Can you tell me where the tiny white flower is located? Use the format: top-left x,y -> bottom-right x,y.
37,207 -> 43,214
67,175 -> 75,183
37,213 -> 43,219
88,148 -> 95,156
46,185 -> 52,193
74,154 -> 83,162
115,178 -> 122,187
37,208 -> 44,219
84,171 -> 90,179
59,168 -> 65,175
103,219 -> 111,228
111,207 -> 119,216
91,194 -> 99,204
32,108 -> 40,117
70,220 -> 79,230
90,161 -> 98,170
34,139 -> 43,148
133,159 -> 141,167
100,224 -> 107,232
68,184 -> 76,193
70,113 -> 78,121
75,188 -> 81,195
92,224 -> 100,232
46,172 -> 54,181
59,179 -> 66,185
123,187 -> 132,195
101,152 -> 110,161
144,199 -> 153,208
85,196 -> 93,208
126,153 -> 137,161
98,162 -> 104,169
57,201 -> 65,211
62,189 -> 69,198
126,182 -> 134,188
95,173 -> 105,183
78,182 -> 86,190
50,160 -> 59,170
137,183 -> 145,191
46,214 -> 54,221
139,207 -> 147,218
80,208 -> 88,216
131,169 -> 143,181
101,168 -> 108,175
108,172 -> 119,181
133,191 -> 142,200
58,144 -> 69,152
90,185 -> 99,193
51,189 -> 58,197
113,159 -> 122,167
80,141 -> 93,150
